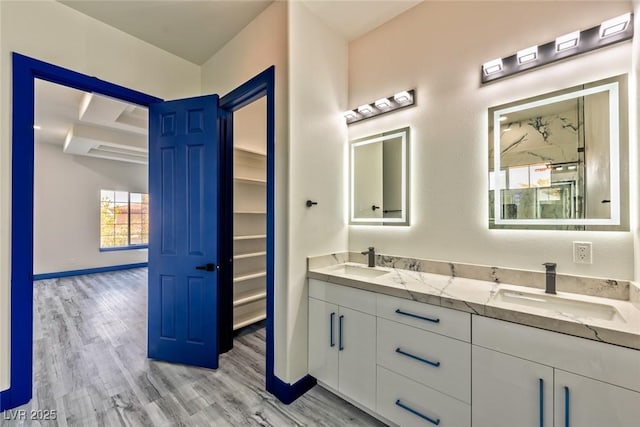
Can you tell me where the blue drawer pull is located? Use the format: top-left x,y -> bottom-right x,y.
339,315 -> 344,351
564,386 -> 570,427
396,347 -> 440,367
539,378 -> 544,427
330,312 -> 335,347
395,308 -> 440,323
395,399 -> 440,425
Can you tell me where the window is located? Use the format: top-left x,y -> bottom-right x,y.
100,190 -> 149,250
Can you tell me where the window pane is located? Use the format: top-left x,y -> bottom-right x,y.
115,191 -> 129,203
130,223 -> 143,235
100,190 -> 149,248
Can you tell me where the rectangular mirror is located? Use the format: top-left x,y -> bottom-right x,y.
350,126 -> 410,226
489,75 -> 628,230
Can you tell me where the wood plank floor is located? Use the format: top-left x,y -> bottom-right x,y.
1,269 -> 385,426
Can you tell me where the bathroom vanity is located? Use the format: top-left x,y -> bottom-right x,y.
307,253 -> 640,427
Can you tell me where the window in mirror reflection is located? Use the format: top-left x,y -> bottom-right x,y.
350,127 -> 409,226
488,74 -> 628,230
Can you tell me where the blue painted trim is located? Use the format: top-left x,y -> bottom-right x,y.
8,52 -> 162,411
0,388 -> 9,412
219,67 -> 292,402
266,374 -> 317,405
33,263 -> 148,281
99,245 -> 148,252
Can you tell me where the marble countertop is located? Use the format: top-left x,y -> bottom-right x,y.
308,254 -> 640,350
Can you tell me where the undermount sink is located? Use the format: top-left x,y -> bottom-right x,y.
494,288 -> 623,322
326,263 -> 390,278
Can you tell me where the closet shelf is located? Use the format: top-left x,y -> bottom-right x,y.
233,234 -> 267,241
234,176 -> 266,184
233,291 -> 267,308
234,251 -> 267,260
234,211 -> 267,215
234,312 -> 267,331
233,271 -> 267,283
234,146 -> 267,157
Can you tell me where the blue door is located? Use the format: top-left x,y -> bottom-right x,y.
147,95 -> 220,368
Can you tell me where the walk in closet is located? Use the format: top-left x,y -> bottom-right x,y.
232,98 -> 267,330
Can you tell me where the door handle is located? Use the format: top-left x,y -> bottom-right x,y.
195,263 -> 216,272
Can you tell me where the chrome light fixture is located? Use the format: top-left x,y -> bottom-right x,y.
555,31 -> 580,52
481,12 -> 634,84
343,89 -> 416,125
600,13 -> 631,38
482,58 -> 503,76
517,46 -> 538,64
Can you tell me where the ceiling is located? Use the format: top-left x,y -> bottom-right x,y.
38,1 -> 424,164
59,0 -> 274,65
35,79 -> 149,164
59,0 -> 423,65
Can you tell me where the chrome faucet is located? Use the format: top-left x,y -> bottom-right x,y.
361,247 -> 375,267
543,262 -> 557,294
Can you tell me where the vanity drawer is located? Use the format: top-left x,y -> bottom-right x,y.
473,316 -> 640,392
309,279 -> 376,314
377,366 -> 470,427
377,293 -> 471,342
377,318 -> 470,403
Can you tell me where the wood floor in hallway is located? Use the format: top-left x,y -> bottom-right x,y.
1,268 -> 386,426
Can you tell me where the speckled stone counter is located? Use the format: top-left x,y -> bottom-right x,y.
308,252 -> 640,350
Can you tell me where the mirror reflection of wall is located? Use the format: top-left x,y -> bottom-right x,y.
488,74 -> 628,231
350,127 -> 409,226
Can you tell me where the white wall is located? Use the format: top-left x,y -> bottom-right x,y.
200,1 -> 291,380
0,0 -> 201,392
288,2 -> 348,382
633,0 -> 640,281
34,143 -> 148,275
348,1 -> 635,280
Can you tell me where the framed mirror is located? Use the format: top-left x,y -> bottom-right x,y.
350,126 -> 410,226
488,75 -> 628,230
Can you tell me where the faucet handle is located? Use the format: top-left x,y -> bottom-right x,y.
543,262 -> 557,270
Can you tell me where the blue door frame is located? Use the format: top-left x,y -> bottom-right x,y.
219,67 -> 316,403
2,53 -> 312,412
2,53 -> 163,411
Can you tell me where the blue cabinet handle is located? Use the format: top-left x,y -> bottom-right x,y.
395,399 -> 440,425
339,315 -> 344,351
395,308 -> 440,323
564,386 -> 570,427
539,378 -> 544,427
330,312 -> 335,347
396,347 -> 440,367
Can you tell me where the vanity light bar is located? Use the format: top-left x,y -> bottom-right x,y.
344,89 -> 416,125
481,12 -> 634,83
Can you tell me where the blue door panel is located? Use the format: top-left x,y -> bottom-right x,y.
188,145 -> 205,256
161,147 -> 177,255
148,95 -> 219,369
188,277 -> 205,343
160,275 -> 176,339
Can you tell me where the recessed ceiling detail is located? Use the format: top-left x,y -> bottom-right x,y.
64,123 -> 147,165
35,79 -> 149,165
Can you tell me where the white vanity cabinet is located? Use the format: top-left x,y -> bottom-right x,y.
375,294 -> 472,427
472,346 -> 553,427
472,316 -> 640,427
308,280 -> 376,410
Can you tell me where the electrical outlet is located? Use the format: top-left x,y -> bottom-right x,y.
573,241 -> 592,264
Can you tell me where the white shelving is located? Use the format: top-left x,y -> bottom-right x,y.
232,98 -> 267,331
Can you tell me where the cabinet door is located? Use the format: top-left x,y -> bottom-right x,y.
308,297 -> 339,390
554,370 -> 640,427
338,306 -> 376,410
472,346 -> 553,427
